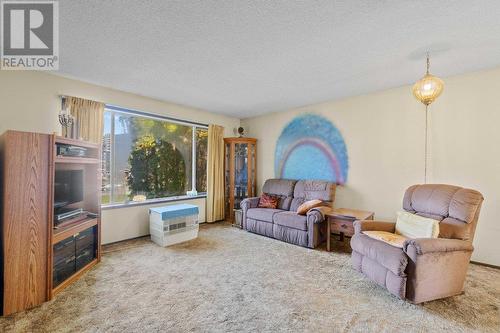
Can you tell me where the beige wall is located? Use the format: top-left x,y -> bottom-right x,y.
102,198 -> 206,244
1,68 -> 499,263
0,71 -> 240,244
0,71 -> 238,137
242,66 -> 500,266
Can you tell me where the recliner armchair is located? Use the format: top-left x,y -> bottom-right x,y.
350,184 -> 484,303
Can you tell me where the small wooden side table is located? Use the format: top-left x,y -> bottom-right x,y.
326,208 -> 374,252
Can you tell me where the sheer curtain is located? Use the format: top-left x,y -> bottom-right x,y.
62,96 -> 104,143
206,124 -> 225,222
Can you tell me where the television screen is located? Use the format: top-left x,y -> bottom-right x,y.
54,170 -> 84,208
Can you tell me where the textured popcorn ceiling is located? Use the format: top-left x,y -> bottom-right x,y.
57,1 -> 500,118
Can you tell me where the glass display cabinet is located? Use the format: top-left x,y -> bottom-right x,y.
224,137 -> 257,224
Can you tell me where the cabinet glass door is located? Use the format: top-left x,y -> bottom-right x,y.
249,143 -> 256,197
225,142 -> 231,217
234,143 -> 248,209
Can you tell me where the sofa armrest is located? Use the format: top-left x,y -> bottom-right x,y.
306,209 -> 325,224
241,197 -> 260,230
240,197 -> 260,212
354,220 -> 396,234
403,238 -> 473,257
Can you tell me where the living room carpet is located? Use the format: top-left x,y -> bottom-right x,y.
1,223 -> 499,332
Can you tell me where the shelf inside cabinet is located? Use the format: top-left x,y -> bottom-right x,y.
53,217 -> 98,244
55,156 -> 100,164
55,136 -> 100,149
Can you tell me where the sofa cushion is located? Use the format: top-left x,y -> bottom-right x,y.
246,208 -> 284,223
273,211 -> 308,231
290,197 -> 306,212
293,180 -> 336,200
350,234 -> 408,276
290,180 -> 335,211
262,179 -> 297,210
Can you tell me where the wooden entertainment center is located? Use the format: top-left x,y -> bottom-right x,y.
0,131 -> 101,316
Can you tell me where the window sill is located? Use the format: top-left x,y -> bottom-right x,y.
101,194 -> 207,210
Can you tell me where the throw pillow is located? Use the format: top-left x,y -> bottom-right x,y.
395,211 -> 440,239
363,231 -> 408,248
296,199 -> 324,215
257,193 -> 280,209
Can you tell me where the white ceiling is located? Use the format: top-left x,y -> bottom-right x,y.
57,1 -> 500,118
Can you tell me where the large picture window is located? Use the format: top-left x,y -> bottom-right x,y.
102,107 -> 208,205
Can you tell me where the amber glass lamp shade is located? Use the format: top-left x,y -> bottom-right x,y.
412,73 -> 444,105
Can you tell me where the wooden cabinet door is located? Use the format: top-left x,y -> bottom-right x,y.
1,131 -> 51,315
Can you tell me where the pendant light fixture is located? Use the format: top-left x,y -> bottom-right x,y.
412,53 -> 444,183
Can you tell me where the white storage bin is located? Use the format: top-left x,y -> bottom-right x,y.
233,209 -> 243,228
149,204 -> 199,247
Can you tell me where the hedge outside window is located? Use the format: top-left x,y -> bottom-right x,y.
102,108 -> 208,205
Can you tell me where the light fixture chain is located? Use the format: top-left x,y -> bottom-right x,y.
424,104 -> 428,184
426,52 -> 430,75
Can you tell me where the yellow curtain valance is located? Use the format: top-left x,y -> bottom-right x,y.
62,96 -> 104,144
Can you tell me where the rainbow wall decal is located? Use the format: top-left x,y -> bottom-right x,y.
274,114 -> 348,184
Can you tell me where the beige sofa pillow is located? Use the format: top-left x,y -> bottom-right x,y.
395,211 -> 439,239
363,231 -> 408,248
296,199 -> 323,215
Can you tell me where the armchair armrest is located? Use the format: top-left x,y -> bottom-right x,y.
240,197 -> 260,212
404,238 -> 473,258
354,220 -> 396,234
403,238 -> 474,303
